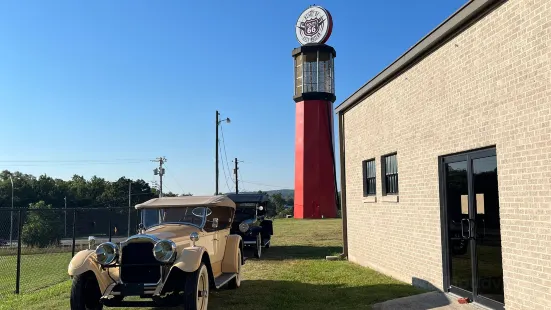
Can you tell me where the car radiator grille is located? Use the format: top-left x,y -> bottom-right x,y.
120,242 -> 161,284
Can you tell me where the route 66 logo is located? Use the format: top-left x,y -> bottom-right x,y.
295,6 -> 333,45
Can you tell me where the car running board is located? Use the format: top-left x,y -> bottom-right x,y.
214,272 -> 237,289
100,299 -> 179,308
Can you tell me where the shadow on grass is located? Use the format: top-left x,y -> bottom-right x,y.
246,245 -> 343,260
208,280 -> 431,310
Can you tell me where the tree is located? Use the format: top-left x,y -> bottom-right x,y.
21,201 -> 63,248
269,193 -> 290,218
0,170 -> 163,240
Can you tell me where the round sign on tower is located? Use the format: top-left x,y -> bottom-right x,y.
295,5 -> 333,45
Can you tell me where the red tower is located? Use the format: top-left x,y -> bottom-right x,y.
292,6 -> 337,219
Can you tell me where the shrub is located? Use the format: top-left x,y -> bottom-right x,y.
21,201 -> 63,248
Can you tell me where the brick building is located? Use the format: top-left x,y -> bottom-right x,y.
335,0 -> 550,309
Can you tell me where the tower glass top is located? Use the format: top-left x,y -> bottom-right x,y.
294,46 -> 335,97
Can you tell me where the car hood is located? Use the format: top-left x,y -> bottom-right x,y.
139,224 -> 201,250
145,224 -> 200,239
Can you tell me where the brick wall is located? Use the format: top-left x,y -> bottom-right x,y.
342,0 -> 551,309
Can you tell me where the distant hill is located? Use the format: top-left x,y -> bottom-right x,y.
264,189 -> 294,199
223,189 -> 294,199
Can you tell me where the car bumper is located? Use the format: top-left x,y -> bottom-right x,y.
101,282 -> 162,298
99,266 -> 175,301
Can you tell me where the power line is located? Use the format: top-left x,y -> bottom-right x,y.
218,143 -> 232,193
162,184 -> 175,195
239,179 -> 290,189
0,159 -> 151,163
0,161 -> 151,167
219,124 -> 234,185
162,164 -> 186,195
238,165 -> 248,192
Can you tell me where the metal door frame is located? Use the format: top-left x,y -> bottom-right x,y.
438,146 -> 504,310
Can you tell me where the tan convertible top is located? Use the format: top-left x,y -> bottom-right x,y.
135,195 -> 236,210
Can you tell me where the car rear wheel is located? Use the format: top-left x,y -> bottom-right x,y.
253,233 -> 262,259
183,263 -> 209,310
70,273 -> 103,310
227,248 -> 242,289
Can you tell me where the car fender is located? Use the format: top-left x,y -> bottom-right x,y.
222,234 -> 242,273
261,219 -> 274,235
250,226 -> 263,235
172,246 -> 207,273
68,249 -> 116,293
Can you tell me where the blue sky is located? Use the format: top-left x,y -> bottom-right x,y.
0,0 -> 466,195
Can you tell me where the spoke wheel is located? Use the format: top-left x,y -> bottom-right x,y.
184,263 -> 209,310
254,233 -> 262,259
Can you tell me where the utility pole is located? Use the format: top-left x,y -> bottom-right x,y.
64,196 -> 67,237
233,158 -> 243,194
152,157 -> 166,197
215,110 -> 231,195
234,158 -> 239,194
216,110 -> 219,195
128,180 -> 131,237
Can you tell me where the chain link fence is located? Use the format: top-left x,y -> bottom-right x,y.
0,207 -> 140,297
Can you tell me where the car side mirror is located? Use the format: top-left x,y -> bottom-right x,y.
212,218 -> 219,229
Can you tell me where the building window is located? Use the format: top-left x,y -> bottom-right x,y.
362,159 -> 376,196
382,153 -> 398,195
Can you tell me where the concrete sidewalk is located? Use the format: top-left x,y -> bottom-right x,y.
372,291 -> 486,310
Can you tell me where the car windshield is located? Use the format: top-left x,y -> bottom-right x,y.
234,203 -> 257,221
142,206 -> 211,228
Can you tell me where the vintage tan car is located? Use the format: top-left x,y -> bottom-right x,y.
67,195 -> 244,310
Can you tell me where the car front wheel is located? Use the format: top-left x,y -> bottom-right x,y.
184,263 -> 209,310
70,273 -> 103,310
254,233 -> 262,259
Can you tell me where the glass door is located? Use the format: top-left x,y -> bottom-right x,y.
472,155 -> 504,307
443,158 -> 473,298
441,148 -> 504,310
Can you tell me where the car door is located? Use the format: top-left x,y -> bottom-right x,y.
214,207 -> 233,264
207,207 -> 232,276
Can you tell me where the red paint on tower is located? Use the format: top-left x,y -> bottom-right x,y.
294,99 -> 337,219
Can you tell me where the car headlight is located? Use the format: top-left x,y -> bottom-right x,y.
153,240 -> 177,263
88,236 -> 96,250
190,232 -> 199,247
95,242 -> 119,265
239,222 -> 249,233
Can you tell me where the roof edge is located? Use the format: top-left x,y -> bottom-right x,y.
335,0 -> 507,114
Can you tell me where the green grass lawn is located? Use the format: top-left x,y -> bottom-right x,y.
0,252 -> 73,296
0,219 -> 426,310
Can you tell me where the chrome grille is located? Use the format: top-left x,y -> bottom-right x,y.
120,242 -> 161,284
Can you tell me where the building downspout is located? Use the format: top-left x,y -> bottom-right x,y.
338,111 -> 348,259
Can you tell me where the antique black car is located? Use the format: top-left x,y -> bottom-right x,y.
226,193 -> 273,259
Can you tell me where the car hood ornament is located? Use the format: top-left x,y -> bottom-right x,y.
138,223 -> 146,234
